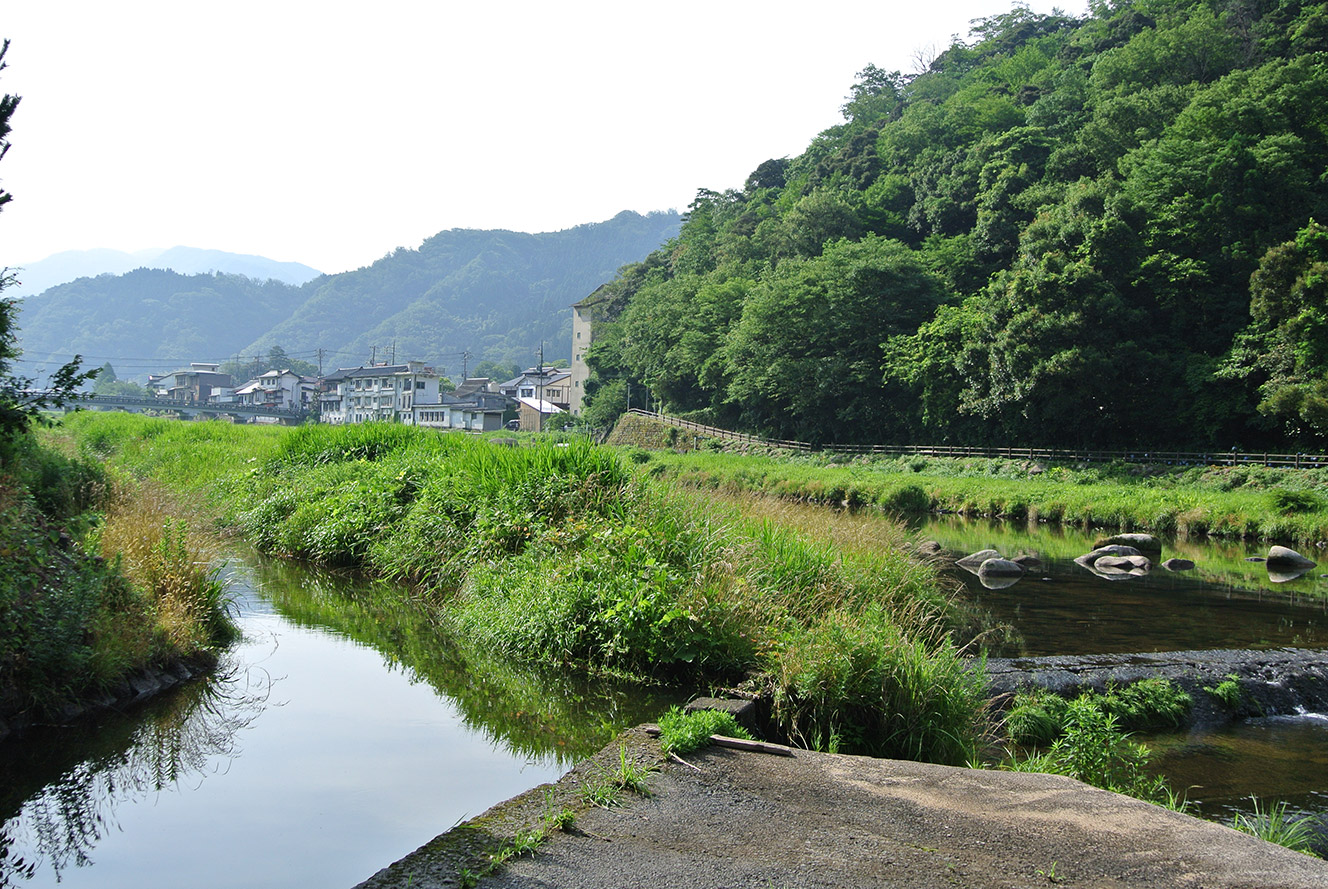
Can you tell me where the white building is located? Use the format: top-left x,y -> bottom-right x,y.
409,392 -> 507,432
318,362 -> 445,425
230,369 -> 316,412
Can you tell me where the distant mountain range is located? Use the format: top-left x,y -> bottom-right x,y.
8,246 -> 324,297
14,210 -> 682,380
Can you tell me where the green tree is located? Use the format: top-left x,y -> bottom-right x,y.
724,236 -> 944,444
1223,220 -> 1328,443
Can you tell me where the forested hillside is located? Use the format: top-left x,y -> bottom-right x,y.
16,211 -> 680,378
244,210 -> 681,372
16,269 -> 309,366
583,0 -> 1328,450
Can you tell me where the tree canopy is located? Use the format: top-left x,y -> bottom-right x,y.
583,0 -> 1328,450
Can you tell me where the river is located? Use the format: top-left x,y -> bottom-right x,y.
916,513 -> 1328,828
0,552 -> 678,889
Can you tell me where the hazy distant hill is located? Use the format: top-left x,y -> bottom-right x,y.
14,210 -> 681,378
15,269 -> 311,370
244,210 -> 683,373
9,246 -> 323,297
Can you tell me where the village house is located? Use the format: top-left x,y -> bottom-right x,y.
499,366 -> 572,411
229,369 -> 317,412
152,363 -> 232,403
409,391 -> 507,432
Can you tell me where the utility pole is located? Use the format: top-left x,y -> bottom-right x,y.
391,340 -> 396,365
317,348 -> 324,376
461,350 -> 471,380
537,342 -> 545,432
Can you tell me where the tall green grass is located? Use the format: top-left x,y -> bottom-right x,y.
2,425 -> 236,720
64,415 -> 984,764
632,448 -> 1328,544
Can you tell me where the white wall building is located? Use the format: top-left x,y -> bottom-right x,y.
318,362 -> 445,425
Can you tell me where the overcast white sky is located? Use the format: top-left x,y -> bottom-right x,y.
3,1 -> 1085,275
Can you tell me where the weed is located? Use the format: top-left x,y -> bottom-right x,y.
1001,695 -> 1173,804
657,706 -> 753,755
580,743 -> 658,806
1036,861 -> 1062,883
1205,674 -> 1244,710
1230,798 -> 1321,857
612,743 -> 657,795
578,777 -> 623,809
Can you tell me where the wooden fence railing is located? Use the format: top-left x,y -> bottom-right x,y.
625,409 -> 1328,469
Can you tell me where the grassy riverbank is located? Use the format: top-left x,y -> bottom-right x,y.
621,442 -> 1328,545
59,413 -> 984,764
0,430 -> 236,728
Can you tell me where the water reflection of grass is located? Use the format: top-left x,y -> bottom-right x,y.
0,659 -> 269,885
915,514 -> 1328,601
242,554 -> 685,766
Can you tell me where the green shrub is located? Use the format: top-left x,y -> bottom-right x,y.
1002,695 -> 1172,803
1005,680 -> 1191,746
1205,674 -> 1244,710
657,706 -> 753,754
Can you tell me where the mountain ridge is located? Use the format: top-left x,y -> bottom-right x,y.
10,246 -> 324,297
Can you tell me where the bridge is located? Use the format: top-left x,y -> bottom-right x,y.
68,394 -> 310,424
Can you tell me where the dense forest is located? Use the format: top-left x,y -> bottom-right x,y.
582,0 -> 1328,450
16,211 -> 681,380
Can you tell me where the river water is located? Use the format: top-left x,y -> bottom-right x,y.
0,553 -> 678,889
916,513 -> 1328,828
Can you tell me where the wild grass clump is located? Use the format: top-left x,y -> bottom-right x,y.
656,706 -> 753,754
1004,680 -> 1192,746
1000,695 -> 1173,804
1,429 -> 237,719
771,606 -> 984,764
95,479 -> 239,652
1230,798 -> 1322,857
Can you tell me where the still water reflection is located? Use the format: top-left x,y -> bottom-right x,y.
917,515 -> 1328,655
0,552 -> 679,889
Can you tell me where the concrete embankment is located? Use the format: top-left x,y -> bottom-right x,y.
355,725 -> 1328,889
987,647 -> 1328,727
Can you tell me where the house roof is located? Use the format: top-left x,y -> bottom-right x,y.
500,368 -> 572,389
517,397 -> 565,414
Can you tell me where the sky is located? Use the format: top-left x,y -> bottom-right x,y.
3,0 -> 1087,276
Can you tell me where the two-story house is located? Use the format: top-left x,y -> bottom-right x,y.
499,366 -> 572,411
231,369 -> 316,412
155,363 -> 232,403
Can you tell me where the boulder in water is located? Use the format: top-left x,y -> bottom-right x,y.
1267,545 -> 1316,570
